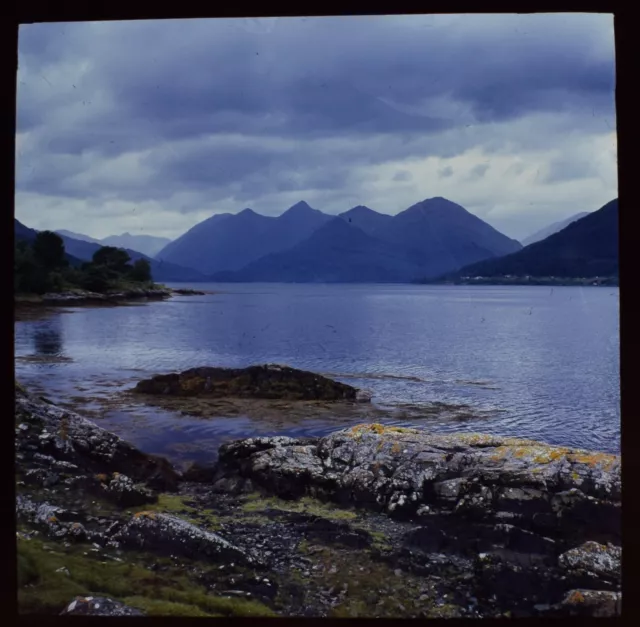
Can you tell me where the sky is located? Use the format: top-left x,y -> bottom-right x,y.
15,13 -> 617,242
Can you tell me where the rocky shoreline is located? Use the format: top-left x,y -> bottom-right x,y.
15,383 -> 621,617
15,286 -> 210,308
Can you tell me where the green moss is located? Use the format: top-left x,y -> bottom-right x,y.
130,493 -> 222,531
241,493 -> 357,522
331,599 -> 371,617
122,597 -> 215,617
366,530 -> 393,552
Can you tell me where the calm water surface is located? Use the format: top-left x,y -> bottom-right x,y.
14,284 -> 620,467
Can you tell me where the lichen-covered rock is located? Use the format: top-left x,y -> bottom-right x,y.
61,596 -> 146,616
213,424 -> 621,547
100,472 -> 157,507
133,364 -> 367,402
554,589 -> 621,617
111,511 -> 255,565
15,384 -> 179,491
558,541 -> 621,583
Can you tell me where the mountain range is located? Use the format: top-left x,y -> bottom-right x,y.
16,195 -> 612,285
520,212 -> 591,247
445,199 -> 618,280
157,201 -> 334,275
56,230 -> 171,257
160,197 -> 522,283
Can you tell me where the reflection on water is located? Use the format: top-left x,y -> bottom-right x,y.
34,325 -> 64,357
14,284 -> 620,466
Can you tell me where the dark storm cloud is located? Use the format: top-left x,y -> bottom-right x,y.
16,14 -> 616,234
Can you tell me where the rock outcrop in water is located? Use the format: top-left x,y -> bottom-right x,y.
133,364 -> 368,402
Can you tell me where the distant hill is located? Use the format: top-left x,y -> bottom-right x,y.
374,197 -> 522,279
56,229 -> 171,257
16,220 -> 83,267
339,205 -> 392,237
521,212 -> 591,247
17,220 -> 206,282
443,199 -> 618,281
156,201 -> 333,274
55,229 -> 102,244
100,233 -> 171,257
213,217 -> 425,283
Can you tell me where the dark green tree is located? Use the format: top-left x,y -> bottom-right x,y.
92,246 -> 131,274
79,264 -> 112,292
129,258 -> 152,283
32,231 -> 68,270
15,241 -> 53,294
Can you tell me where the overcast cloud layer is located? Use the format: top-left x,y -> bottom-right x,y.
16,14 -> 616,241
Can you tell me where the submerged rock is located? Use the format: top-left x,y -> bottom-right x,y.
62,596 -> 146,616
133,364 -> 367,402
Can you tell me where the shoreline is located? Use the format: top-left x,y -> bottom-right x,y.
14,382 -> 621,618
14,286 -> 211,308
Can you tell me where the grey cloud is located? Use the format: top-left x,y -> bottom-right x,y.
468,163 -> 491,180
543,157 -> 597,184
393,170 -> 412,182
16,14 -> 616,235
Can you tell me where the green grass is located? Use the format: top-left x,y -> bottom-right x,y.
16,536 -> 275,616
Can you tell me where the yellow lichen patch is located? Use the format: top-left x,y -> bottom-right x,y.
181,377 -> 205,393
567,590 -> 585,604
348,424 -> 415,437
391,442 -> 402,454
489,444 -> 573,465
95,474 -> 108,483
568,451 -> 618,471
47,516 -> 58,523
112,472 -> 120,478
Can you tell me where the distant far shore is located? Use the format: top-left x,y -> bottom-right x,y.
418,276 -> 618,287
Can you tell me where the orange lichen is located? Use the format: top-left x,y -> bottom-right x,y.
133,511 -> 157,520
568,452 -> 618,471
48,516 -> 58,523
391,442 -> 402,454
567,590 -> 585,604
